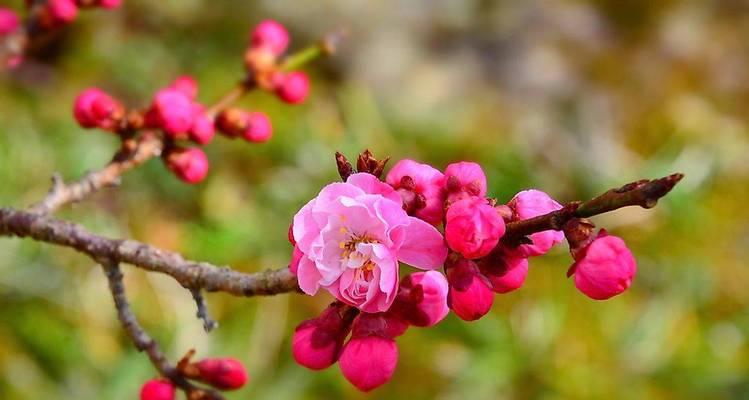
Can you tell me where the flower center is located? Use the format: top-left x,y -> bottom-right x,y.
338,231 -> 379,282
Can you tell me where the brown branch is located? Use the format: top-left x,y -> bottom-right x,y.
0,207 -> 299,297
102,260 -> 224,400
29,133 -> 164,215
503,173 -> 684,238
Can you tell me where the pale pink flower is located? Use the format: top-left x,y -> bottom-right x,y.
390,270 -> 449,327
445,197 -> 505,259
444,161 -> 487,202
505,189 -> 564,257
568,231 -> 637,300
446,257 -> 494,321
386,159 -> 446,225
293,173 -> 448,313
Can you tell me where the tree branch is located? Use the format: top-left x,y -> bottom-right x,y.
0,207 -> 299,297
503,173 -> 684,238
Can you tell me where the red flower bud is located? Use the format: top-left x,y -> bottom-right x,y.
250,20 -> 289,56
567,231 -> 637,300
274,71 -> 310,104
292,303 -> 354,370
139,379 -> 175,400
195,358 -> 248,390
446,257 -> 494,321
164,147 -> 209,184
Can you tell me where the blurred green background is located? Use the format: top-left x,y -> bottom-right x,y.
1,0 -> 748,399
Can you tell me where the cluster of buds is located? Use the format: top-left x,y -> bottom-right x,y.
71,19 -> 313,184
288,152 -> 639,390
244,20 -> 310,104
139,354 -> 248,400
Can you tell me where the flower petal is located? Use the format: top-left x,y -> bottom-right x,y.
398,217 -> 448,269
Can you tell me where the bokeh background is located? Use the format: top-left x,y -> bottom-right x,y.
1,0 -> 748,399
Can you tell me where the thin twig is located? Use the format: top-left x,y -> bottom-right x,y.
191,289 -> 219,332
102,259 -> 223,399
502,173 -> 684,239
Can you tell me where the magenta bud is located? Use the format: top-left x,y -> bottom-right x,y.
188,104 -> 215,145
480,253 -> 529,293
443,161 -> 487,202
568,231 -> 637,300
505,189 -> 564,258
164,147 -> 209,184
338,314 -> 402,392
292,303 -> 354,370
0,7 -> 19,35
391,271 -> 449,327
168,75 -> 199,100
385,159 -> 446,225
95,0 -> 122,9
195,358 -> 248,390
446,257 -> 494,321
139,379 -> 175,400
45,0 -> 78,26
73,88 -> 123,131
250,19 -> 290,56
445,197 -> 505,260
242,111 -> 273,143
148,88 -> 194,138
275,71 -> 310,104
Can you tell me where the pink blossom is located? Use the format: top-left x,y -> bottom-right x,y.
275,71 -> 310,104
188,104 -> 215,145
73,88 -> 123,130
480,253 -> 528,293
444,161 -> 487,202
445,197 -> 505,260
568,231 -> 637,300
165,147 -> 209,184
169,75 -> 198,100
147,88 -> 194,138
390,270 -> 449,327
385,159 -> 446,225
292,303 -> 353,370
242,111 -> 273,143
446,257 -> 494,321
195,358 -> 248,390
250,19 -> 289,56
505,190 -> 564,257
338,313 -> 402,392
292,173 -> 448,313
139,379 -> 175,400
46,0 -> 78,26
0,8 -> 19,36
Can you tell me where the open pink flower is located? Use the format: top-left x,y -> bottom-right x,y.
386,159 -> 446,225
505,190 -> 564,257
292,173 -> 448,313
568,231 -> 637,300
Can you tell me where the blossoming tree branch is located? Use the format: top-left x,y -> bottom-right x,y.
0,6 -> 684,400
